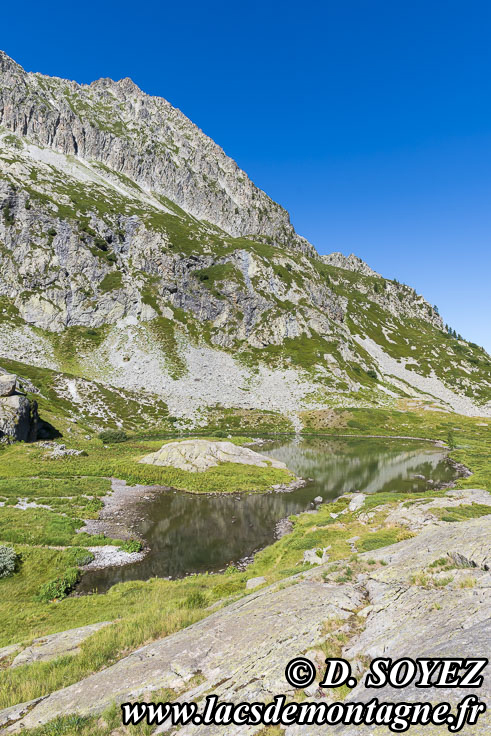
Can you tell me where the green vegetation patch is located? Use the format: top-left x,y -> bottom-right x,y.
3,133 -> 23,149
434,504 -> 491,523
147,317 -> 187,379
0,507 -> 82,546
98,271 -> 123,293
0,437 -> 294,494
35,567 -> 80,602
358,527 -> 414,552
0,296 -> 21,325
0,477 -> 109,499
193,262 -> 245,299
204,406 -> 294,434
239,333 -> 346,375
45,325 -> 109,376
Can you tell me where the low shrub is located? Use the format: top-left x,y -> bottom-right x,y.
85,498 -> 103,514
120,539 -> 142,553
0,545 -> 16,579
183,591 -> 208,609
3,204 -> 14,225
98,429 -> 128,443
35,567 -> 80,602
65,547 -> 95,566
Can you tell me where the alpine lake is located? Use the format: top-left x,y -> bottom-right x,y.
78,436 -> 459,594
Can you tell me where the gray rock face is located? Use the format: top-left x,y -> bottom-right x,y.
245,576 -> 266,590
303,546 -> 330,564
348,492 -> 366,511
0,172 -> 343,341
322,252 -> 381,277
0,49 -> 441,340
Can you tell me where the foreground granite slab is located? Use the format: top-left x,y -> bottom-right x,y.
2,514 -> 490,734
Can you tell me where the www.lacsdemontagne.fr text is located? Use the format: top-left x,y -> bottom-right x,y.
122,693 -> 486,733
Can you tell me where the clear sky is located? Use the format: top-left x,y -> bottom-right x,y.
2,1 -> 490,350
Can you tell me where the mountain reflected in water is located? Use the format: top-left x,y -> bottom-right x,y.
78,437 -> 457,593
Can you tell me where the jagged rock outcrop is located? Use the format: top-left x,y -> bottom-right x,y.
322,252 -> 381,277
0,372 -> 38,442
0,371 -> 38,442
0,373 -> 16,396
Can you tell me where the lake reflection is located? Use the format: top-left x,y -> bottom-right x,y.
78,437 -> 457,593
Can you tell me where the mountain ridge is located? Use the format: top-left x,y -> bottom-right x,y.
0,50 -> 314,254
0,51 -> 490,435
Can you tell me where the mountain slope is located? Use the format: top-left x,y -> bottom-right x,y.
0,50 -> 311,253
0,51 -> 490,431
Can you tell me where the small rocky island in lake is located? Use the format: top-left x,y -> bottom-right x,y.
139,438 -> 288,472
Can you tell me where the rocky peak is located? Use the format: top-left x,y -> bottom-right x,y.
0,50 -> 316,256
0,50 -> 23,74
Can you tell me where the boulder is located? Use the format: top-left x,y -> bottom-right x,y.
139,439 -> 288,473
0,395 -> 38,442
0,374 -> 16,396
42,443 -> 85,459
303,546 -> 331,565
348,493 -> 366,512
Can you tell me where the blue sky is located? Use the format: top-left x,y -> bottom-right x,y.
2,1 -> 490,350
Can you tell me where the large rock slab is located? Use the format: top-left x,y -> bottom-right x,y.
383,488 -> 491,530
0,644 -> 21,664
289,518 -> 491,736
139,439 -> 288,472
3,578 -> 364,732
10,621 -> 113,668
